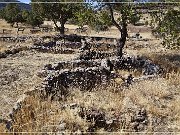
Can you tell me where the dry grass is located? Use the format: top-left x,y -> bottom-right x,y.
0,70 -> 179,133
0,48 -> 78,121
7,95 -> 89,133
124,71 -> 180,130
0,20 -> 11,28
0,41 -> 7,52
66,86 -> 124,113
0,18 -> 180,133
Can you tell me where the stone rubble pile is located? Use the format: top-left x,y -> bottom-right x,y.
114,56 -> 162,75
78,107 -> 148,132
32,38 -> 116,55
79,50 -> 116,60
131,108 -> 148,131
37,54 -> 162,100
31,40 -> 83,54
40,66 -> 116,100
54,34 -> 117,43
1,94 -> 28,131
0,36 -> 32,43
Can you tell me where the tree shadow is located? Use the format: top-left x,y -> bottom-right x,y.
150,53 -> 180,73
164,54 -> 180,64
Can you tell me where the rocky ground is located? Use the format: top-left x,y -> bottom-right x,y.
0,50 -> 78,119
0,20 -> 180,133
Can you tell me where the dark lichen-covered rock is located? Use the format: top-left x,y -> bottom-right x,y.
131,108 -> 148,132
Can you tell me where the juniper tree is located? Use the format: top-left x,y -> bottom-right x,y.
3,3 -> 25,27
94,0 -> 140,57
149,2 -> 180,49
31,0 -> 85,34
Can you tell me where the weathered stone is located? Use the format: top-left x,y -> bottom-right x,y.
130,108 -> 148,132
59,122 -> 66,131
69,103 -> 79,109
125,74 -> 134,86
143,63 -> 161,75
141,108 -> 147,116
5,121 -> 12,131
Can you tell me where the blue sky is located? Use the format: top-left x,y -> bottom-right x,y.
19,0 -> 30,4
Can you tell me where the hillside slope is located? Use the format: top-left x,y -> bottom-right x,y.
0,0 -> 31,10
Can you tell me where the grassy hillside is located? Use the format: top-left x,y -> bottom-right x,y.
0,0 -> 31,10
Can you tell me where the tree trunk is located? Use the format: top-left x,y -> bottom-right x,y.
52,19 -> 60,32
52,18 -> 65,35
60,22 -> 65,35
117,21 -> 127,57
16,22 -> 19,28
108,4 -> 128,57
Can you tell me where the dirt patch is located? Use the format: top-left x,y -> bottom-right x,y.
0,50 -> 78,119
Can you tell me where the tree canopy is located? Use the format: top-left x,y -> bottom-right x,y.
26,11 -> 44,27
31,0 -> 85,34
3,3 -> 25,27
90,0 -> 141,57
150,3 -> 180,49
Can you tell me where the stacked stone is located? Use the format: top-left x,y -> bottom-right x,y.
51,60 -> 101,70
56,40 -> 82,50
38,55 -> 162,100
63,42 -> 82,49
79,50 -> 116,60
39,58 -> 117,99
91,43 -> 116,51
41,66 -> 112,98
32,41 -> 76,54
0,36 -> 32,43
131,108 -> 148,131
78,107 -> 119,132
113,56 -> 162,75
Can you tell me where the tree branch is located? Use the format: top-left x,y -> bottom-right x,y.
107,4 -> 121,32
52,18 -> 59,30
